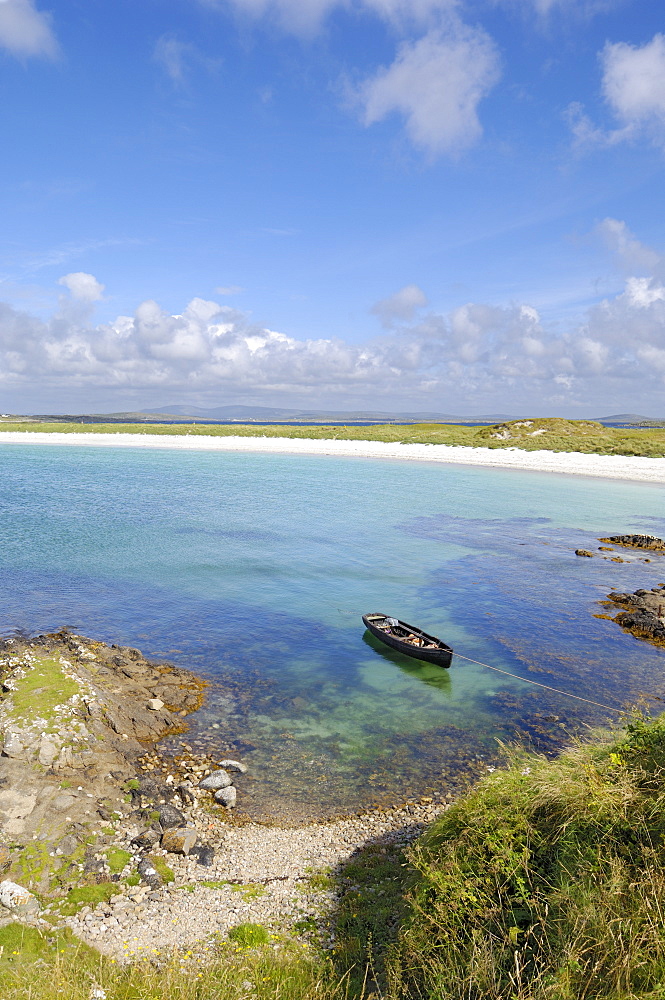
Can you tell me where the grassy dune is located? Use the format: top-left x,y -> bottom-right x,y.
0,417 -> 664,457
7,714 -> 665,999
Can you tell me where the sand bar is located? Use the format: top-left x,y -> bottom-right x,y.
0,430 -> 664,483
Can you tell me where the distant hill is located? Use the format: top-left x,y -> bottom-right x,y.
138,405 -> 516,423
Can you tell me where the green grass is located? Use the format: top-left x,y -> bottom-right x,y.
228,923 -> 272,947
104,848 -> 132,874
1,417 -> 664,456
8,655 -> 79,728
54,882 -> 119,916
394,713 -> 665,1000
7,714 -> 665,1000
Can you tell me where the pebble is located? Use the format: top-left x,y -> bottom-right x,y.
64,799 -> 448,960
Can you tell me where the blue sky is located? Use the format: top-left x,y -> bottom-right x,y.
1,0 -> 665,416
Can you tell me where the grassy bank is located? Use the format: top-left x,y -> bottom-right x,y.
7,713 -> 665,999
0,417 -> 664,457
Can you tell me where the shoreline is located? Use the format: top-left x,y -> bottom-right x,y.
1,430 -> 664,482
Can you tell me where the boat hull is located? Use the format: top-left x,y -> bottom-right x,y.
362,613 -> 453,668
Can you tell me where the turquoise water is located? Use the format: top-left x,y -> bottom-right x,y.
0,443 -> 663,819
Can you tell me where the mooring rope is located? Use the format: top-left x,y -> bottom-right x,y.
449,651 -> 622,714
340,608 -> 624,714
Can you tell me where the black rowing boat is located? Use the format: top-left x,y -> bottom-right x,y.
362,613 -> 453,668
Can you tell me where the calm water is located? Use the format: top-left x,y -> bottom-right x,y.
0,443 -> 663,820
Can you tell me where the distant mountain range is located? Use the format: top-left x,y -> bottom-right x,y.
129,406 -> 662,425
20,406 -> 663,425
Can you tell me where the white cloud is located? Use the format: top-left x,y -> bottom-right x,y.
58,272 -> 105,303
0,0 -> 56,58
372,284 -> 427,325
357,24 -> 500,156
3,252 -> 665,411
596,217 -> 661,274
153,35 -> 190,84
216,285 -> 245,295
602,34 -> 665,130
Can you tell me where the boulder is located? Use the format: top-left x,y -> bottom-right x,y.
217,759 -> 247,773
214,786 -> 237,808
0,879 -> 40,917
199,769 -> 232,791
189,844 -> 215,867
159,804 -> 185,829
161,826 -> 197,855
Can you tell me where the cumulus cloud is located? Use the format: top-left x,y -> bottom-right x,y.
596,218 -> 661,275
371,284 -> 427,325
3,241 -> 665,410
0,0 -> 57,58
602,34 -> 665,133
58,272 -> 105,302
570,34 -> 665,151
357,24 -> 500,156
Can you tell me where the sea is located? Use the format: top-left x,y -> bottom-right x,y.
0,441 -> 663,820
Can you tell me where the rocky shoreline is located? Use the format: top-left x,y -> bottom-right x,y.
0,630 -> 448,958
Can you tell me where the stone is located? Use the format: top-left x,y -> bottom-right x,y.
38,736 -> 59,767
57,834 -> 79,856
214,786 -> 237,808
146,699 -> 164,711
575,549 -> 593,558
2,733 -> 25,759
199,769 -> 232,791
131,828 -> 161,850
189,844 -> 215,867
217,759 -> 247,773
159,804 -> 185,829
0,879 -> 40,917
0,845 -> 10,873
177,782 -> 196,805
161,826 -> 197,855
136,857 -> 162,886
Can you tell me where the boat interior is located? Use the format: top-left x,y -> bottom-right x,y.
369,616 -> 440,649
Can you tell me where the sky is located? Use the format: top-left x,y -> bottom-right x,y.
1,0 -> 665,416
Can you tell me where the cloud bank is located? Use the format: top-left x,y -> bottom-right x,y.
1,223 -> 664,412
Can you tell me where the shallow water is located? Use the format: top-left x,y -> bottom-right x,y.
0,444 -> 663,819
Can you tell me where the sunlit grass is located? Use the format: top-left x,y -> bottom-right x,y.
0,417 -> 664,456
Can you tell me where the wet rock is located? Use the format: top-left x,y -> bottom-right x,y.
199,770 -> 232,791
161,826 -> 197,855
159,804 -> 185,829
0,879 -> 40,917
217,759 -> 247,773
575,549 -> 593,557
599,534 -> 665,551
214,786 -> 237,808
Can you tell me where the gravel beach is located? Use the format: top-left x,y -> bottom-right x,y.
60,800 -> 445,960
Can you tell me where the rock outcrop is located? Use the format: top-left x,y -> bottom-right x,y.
606,585 -> 665,645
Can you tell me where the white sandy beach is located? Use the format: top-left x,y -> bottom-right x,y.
0,430 -> 664,483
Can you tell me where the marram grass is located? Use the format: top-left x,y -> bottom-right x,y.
393,714 -> 665,1000
0,417 -> 664,456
